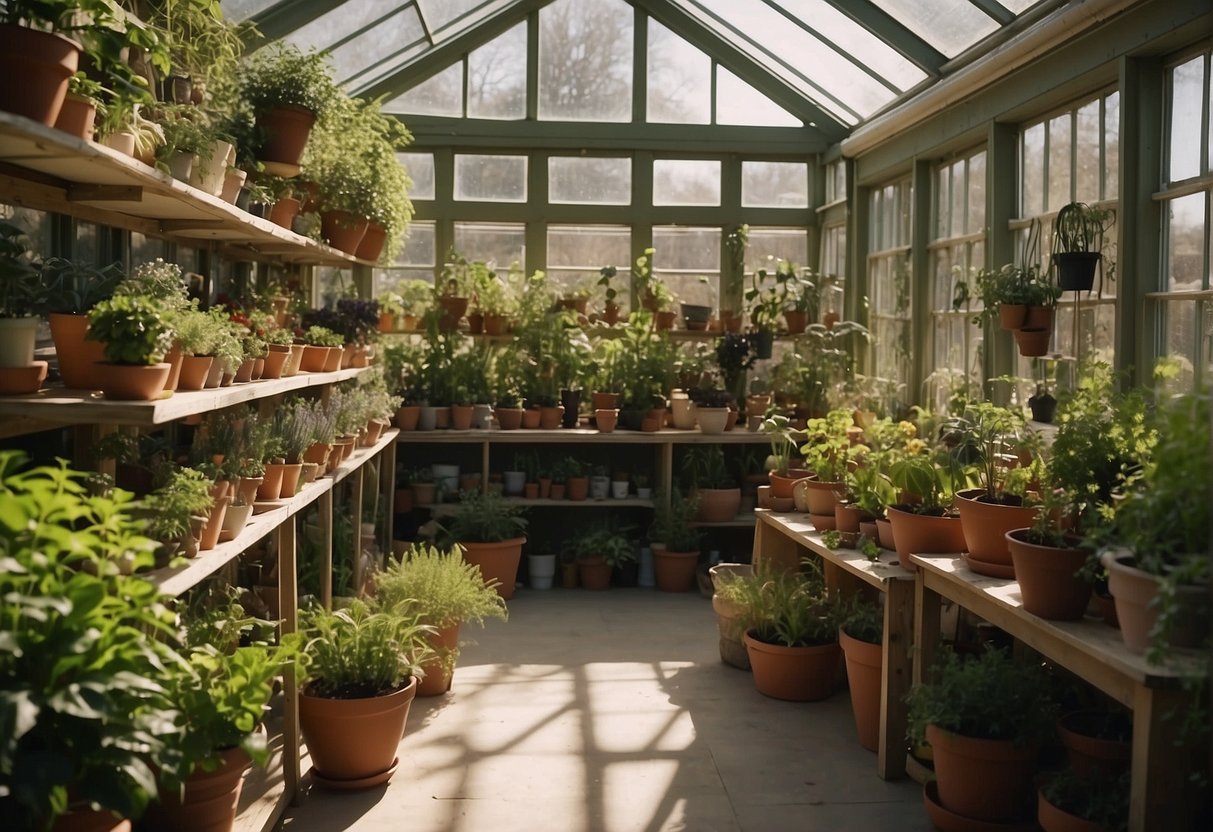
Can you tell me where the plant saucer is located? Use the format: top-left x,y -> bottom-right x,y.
311,757 -> 398,791
962,553 -> 1016,580
923,782 -> 1037,832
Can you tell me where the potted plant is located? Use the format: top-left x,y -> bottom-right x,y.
1038,768 -> 1129,832
649,490 -> 701,592
681,445 -> 739,523
737,563 -> 842,701
1052,202 -> 1113,292
86,294 -> 175,400
838,596 -> 883,751
0,221 -> 49,392
300,325 -> 343,372
744,260 -> 785,358
570,525 -> 635,591
238,43 -> 339,174
298,601 -> 434,789
908,646 -> 1056,824
759,413 -> 809,500
440,490 -> 528,601
596,265 -> 623,324
142,465 -> 214,561
374,543 -> 508,697
36,252 -> 123,389
797,408 -> 855,524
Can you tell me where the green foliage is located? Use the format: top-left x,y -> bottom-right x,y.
649,489 -> 701,552
681,445 -> 735,490
1052,202 -> 1113,254
970,262 -> 1059,325
239,43 -> 341,117
0,221 -> 46,317
115,259 -> 191,312
38,256 -> 124,315
799,408 -> 855,483
760,413 -> 800,476
442,489 -> 528,545
943,402 -> 1037,501
300,600 -> 434,699
569,524 -> 635,567
171,307 -> 217,356
142,465 -> 213,543
374,543 -> 508,630
743,563 -> 840,648
1040,769 -> 1129,832
87,294 -> 174,365
840,595 -> 883,645
906,647 -> 1057,745
303,325 -> 344,347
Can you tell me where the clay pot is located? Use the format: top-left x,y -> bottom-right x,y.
300,676 -> 417,787
234,358 -> 255,383
268,196 -> 301,230
142,744 -> 250,832
284,344 -> 305,377
178,355 -> 213,391
323,346 -> 343,372
300,345 -> 329,372
320,210 -> 368,255
278,463 -> 303,498
460,537 -> 525,600
496,407 -> 524,430
1037,789 -> 1102,832
578,556 -> 613,590
523,482 -> 539,499
591,392 -> 620,411
655,310 -> 676,330
484,313 -> 510,336
466,312 -> 484,334
1014,326 -> 1052,357
417,624 -> 460,697
695,406 -> 730,434
436,296 -> 469,331
885,506 -> 967,571
802,478 -> 844,515
538,405 -> 564,430
362,420 -> 387,447
1057,710 -> 1132,777
53,93 -> 96,139
396,405 -> 421,431
653,548 -> 699,592
0,24 -> 80,126
769,470 -> 811,499
809,512 -> 837,531
696,488 -> 740,523
998,303 -> 1027,330
595,408 -> 618,433
1006,530 -> 1092,620
255,104 -> 316,171
955,489 -> 1039,576
834,503 -> 872,534
236,477 -> 263,506
450,404 -> 474,430
743,630 -> 840,702
203,356 -> 224,389
875,517 -> 895,551
1100,550 -> 1208,653
50,807 -> 130,832
1024,304 -> 1054,330
839,627 -> 882,751
355,223 -> 387,262
927,724 -> 1037,822
566,477 -> 589,501
95,362 -> 171,401
258,464 -> 287,501
261,346 -> 289,379
0,360 -> 47,395
783,309 -> 808,334
199,496 -> 230,551
49,313 -> 104,390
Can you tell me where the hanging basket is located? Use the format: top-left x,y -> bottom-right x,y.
1052,251 -> 1100,292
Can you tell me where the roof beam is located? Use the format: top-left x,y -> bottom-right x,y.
631,0 -> 848,141
967,0 -> 1016,26
818,0 -> 947,75
354,0 -> 550,100
245,0 -> 347,45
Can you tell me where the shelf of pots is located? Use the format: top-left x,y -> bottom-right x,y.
0,111 -> 371,267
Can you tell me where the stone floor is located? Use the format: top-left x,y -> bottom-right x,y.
281,587 -> 934,832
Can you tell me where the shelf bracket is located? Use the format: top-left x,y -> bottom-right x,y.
67,184 -> 143,202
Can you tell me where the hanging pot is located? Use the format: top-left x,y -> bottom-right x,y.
1013,326 -> 1051,357
998,303 -> 1027,330
1053,251 -> 1100,292
255,104 -> 316,174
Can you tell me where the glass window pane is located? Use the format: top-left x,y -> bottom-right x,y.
1165,300 -> 1198,390
468,22 -> 526,120
385,63 -> 462,117
747,227 -> 808,270
221,0 -> 278,22
454,154 -> 527,202
949,160 -> 965,238
1021,122 -> 1045,217
933,166 -> 949,239
453,222 -> 525,270
715,67 -> 801,127
652,226 -> 720,308
417,0 -> 484,32
647,19 -> 710,124
323,9 -> 428,84
0,205 -> 51,258
1048,114 -> 1072,211
968,151 -> 986,235
878,0 -> 999,58
1104,92 -> 1120,200
1167,192 -> 1207,292
375,221 -> 437,294
398,152 -> 434,200
741,161 -> 808,208
548,157 -> 631,205
1075,100 -> 1101,204
653,159 -> 721,206
538,0 -> 633,122
546,225 -> 630,297
1169,56 -> 1205,182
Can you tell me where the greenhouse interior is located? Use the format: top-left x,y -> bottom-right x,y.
0,1 -> 1210,831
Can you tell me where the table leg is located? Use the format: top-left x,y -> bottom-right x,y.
277,518 -> 301,805
913,570 -> 941,686
878,578 -> 915,779
752,515 -> 802,573
1130,684 -> 1191,831
320,487 -> 333,610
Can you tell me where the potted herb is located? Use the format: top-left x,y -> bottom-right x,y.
1038,768 -> 1129,832
300,325 -> 343,372
1052,202 -> 1113,292
440,490 -> 528,601
885,421 -> 971,571
759,413 -> 809,500
86,294 -> 175,400
596,265 -> 622,325
298,601 -> 434,789
238,43 -> 339,173
38,254 -> 124,388
649,489 -> 701,592
797,409 -> 855,523
374,543 -> 508,697
908,646 -> 1056,824
681,445 -> 739,523
838,596 -> 883,751
142,465 -> 214,561
569,525 -> 635,590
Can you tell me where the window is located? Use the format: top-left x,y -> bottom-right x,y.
824,159 -> 847,204
647,19 -> 710,124
548,157 -> 631,205
454,154 -> 527,202
653,159 -> 721,206
375,221 -> 436,293
538,0 -> 633,122
453,222 -> 525,270
467,23 -> 527,120
929,149 -> 986,409
820,223 -> 846,321
398,153 -> 435,200
546,225 -> 630,298
1018,90 -> 1120,367
742,161 -> 808,208
386,63 -> 461,116
1156,50 -> 1213,390
652,226 -> 720,308
715,67 -> 801,127
867,179 -> 913,398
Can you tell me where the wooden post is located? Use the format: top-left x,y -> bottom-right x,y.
382,439 -> 398,553
879,578 -> 915,779
277,518 -> 300,805
913,570 -> 941,687
1129,684 -> 1191,831
320,487 -> 333,610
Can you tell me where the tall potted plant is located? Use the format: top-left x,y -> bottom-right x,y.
1052,202 -> 1113,292
885,427 -> 971,571
760,413 -> 809,499
648,490 -> 701,592
798,408 -> 856,525
38,254 -> 124,389
570,525 -> 635,591
838,596 -> 883,751
681,445 -> 740,523
440,490 -> 528,601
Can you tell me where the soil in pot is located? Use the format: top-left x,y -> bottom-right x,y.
743,630 -> 840,702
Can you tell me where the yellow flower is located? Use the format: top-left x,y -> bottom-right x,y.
905,438 -> 927,455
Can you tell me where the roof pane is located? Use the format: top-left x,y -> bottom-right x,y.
772,0 -> 927,90
539,0 -> 633,122
324,9 -> 428,84
999,0 -> 1047,12
647,18 -> 711,124
384,62 -> 462,116
220,0 -> 278,23
417,0 -> 487,32
468,22 -> 527,119
877,0 -> 999,58
715,67 -> 801,127
280,1 -> 427,84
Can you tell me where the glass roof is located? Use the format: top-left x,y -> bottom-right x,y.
226,0 -> 1053,133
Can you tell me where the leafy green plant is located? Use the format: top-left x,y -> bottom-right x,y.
570,525 -> 636,567
906,646 -> 1057,745
799,408 -> 855,483
681,445 -> 735,490
374,543 -> 508,629
442,489 -> 528,545
114,259 -> 191,312
1052,202 -> 1113,255
745,563 -> 840,648
649,489 -> 701,552
1040,769 -> 1129,832
142,465 -> 214,544
840,595 -> 883,644
760,413 -> 801,476
38,256 -> 124,315
87,294 -> 174,365
303,325 -> 344,347
0,221 -> 46,317
238,43 -> 341,118
943,402 -> 1038,503
299,601 -> 435,699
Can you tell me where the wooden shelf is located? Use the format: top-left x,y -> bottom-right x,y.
0,111 -> 368,267
690,513 -> 757,527
420,496 -> 655,514
331,428 -> 399,484
386,327 -> 800,343
0,367 -> 368,426
396,427 -> 770,444
757,510 -> 913,588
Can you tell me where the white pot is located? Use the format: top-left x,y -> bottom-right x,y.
0,317 -> 39,367
636,487 -> 653,500
432,464 -> 459,498
670,390 -> 696,430
221,502 -> 253,538
589,475 -> 610,500
103,131 -> 136,157
610,480 -> 630,499
189,139 -> 234,196
695,406 -> 730,434
417,405 -> 440,430
503,470 -> 526,496
528,553 -> 556,590
472,403 -> 494,429
168,150 -> 195,181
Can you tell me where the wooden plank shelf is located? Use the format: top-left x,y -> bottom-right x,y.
757,511 -> 912,588
385,328 -> 801,343
0,112 -> 367,267
396,427 -> 770,444
689,513 -> 757,527
0,367 -> 368,426
420,496 -> 655,515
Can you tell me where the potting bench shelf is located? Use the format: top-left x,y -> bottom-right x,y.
0,111 -> 369,267
910,553 -> 1205,831
396,427 -> 771,444
386,327 -> 800,343
420,497 -> 656,514
751,510 -> 916,781
0,367 -> 369,426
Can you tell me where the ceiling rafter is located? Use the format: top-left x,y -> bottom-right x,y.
245,0 -> 348,46
632,0 -> 849,140
966,0 -> 1016,26
817,0 -> 947,75
761,0 -> 902,96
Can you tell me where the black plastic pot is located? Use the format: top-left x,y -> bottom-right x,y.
1053,251 -> 1100,292
618,409 -> 647,431
560,389 -> 581,428
1028,392 -> 1057,424
751,329 -> 774,360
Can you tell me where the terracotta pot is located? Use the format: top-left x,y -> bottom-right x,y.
199,496 -> 230,551
1014,326 -> 1052,357
1024,304 -> 1054,330
886,506 -> 966,571
300,344 -> 329,372
417,624 -> 460,697
234,358 -> 255,383
839,627 -> 882,751
95,362 -> 171,401
49,313 -> 104,390
236,477 -> 263,506
467,312 -> 484,334
955,489 -> 1039,575
178,355 -> 213,391
323,346 -> 343,372
261,346 -> 289,379
483,313 -> 510,336
53,93 -> 96,139
496,407 -> 523,430
998,303 -> 1027,330
809,512 -> 836,531
436,296 -> 469,331
355,223 -> 387,262
697,488 -> 740,523
523,482 -> 539,499
450,404 -> 474,430
268,196 -> 301,230
743,630 -> 840,702
411,482 -> 436,505
320,210 -> 368,255
0,25 -> 80,126
601,303 -> 621,325
655,310 -> 676,330
362,420 -> 387,447
1057,710 -> 1132,777
1037,790 -> 1102,832
460,537 -> 525,600
255,104 -> 316,170
143,743 -> 251,832
284,344 -> 305,377
1006,530 -> 1092,620
654,548 -> 699,592
300,676 -> 417,786
591,392 -> 620,411
258,464 -> 287,501
396,405 -> 421,431
876,517 -> 895,551
783,309 -> 808,334
539,405 -> 564,430
834,503 -> 871,534
595,408 -> 618,433
769,470 -> 811,499
578,556 -> 613,590
51,807 -> 130,832
927,724 -> 1037,822
0,361 -> 47,394
277,463 -> 303,498
566,477 -> 589,501
695,406 -> 730,434
802,479 -> 844,515
220,169 -> 247,204
202,356 -> 224,389
1099,551 -> 1210,653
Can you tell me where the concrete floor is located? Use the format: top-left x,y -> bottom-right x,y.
282,587 -> 934,832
